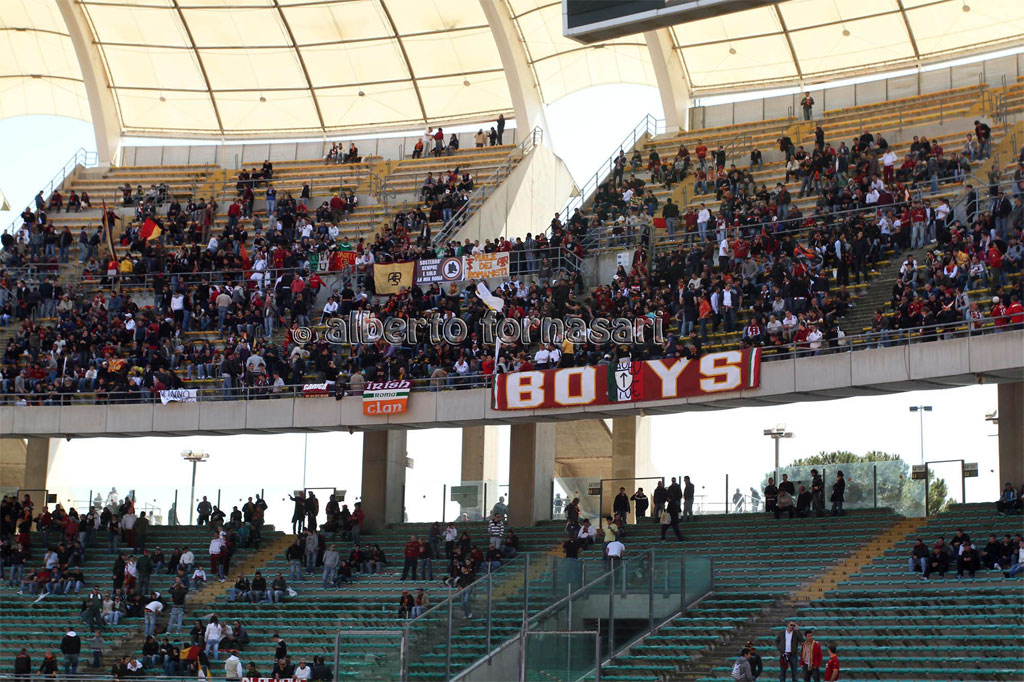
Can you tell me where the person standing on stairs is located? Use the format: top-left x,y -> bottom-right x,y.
775,621 -> 803,682
800,630 -> 823,682
830,472 -> 845,516
732,648 -> 755,681
683,476 -> 695,520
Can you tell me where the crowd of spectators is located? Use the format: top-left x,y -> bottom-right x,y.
2,124 -> 1023,406
908,519 -> 1024,580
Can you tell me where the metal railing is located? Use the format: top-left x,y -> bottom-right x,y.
5,148 -> 99,235
572,165 -> 1005,258
432,127 -> 544,247
4,322 -> 1019,409
559,115 -> 664,224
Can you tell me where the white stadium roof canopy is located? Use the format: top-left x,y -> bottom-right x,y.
2,0 -> 1022,139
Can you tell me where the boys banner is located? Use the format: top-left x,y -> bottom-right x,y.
493,349 -> 760,410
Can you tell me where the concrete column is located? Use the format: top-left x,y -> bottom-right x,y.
997,382 -> 1023,487
610,417 -> 652,521
480,0 -> 550,139
644,28 -> 691,132
462,425 -> 500,513
24,438 -> 51,491
56,0 -> 122,164
508,423 -> 555,527
360,430 -> 408,531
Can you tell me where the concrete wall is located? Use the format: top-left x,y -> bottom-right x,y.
120,127 -> 521,169
689,53 -> 1023,130
452,142 -> 576,245
2,331 -> 1021,439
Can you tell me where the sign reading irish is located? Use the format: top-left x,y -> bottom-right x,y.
363,380 -> 412,416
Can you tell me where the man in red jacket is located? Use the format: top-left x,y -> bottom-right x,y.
400,536 -> 419,581
990,297 -> 1008,329
800,630 -> 823,681
1006,295 -> 1024,327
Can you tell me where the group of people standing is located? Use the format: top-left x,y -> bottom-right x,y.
764,471 -> 846,519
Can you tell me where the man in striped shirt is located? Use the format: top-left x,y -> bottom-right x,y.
487,514 -> 505,550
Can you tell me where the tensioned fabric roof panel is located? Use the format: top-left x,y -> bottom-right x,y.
1,0 -> 1021,137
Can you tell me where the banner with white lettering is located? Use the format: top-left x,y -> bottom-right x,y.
160,389 -> 198,405
301,382 -> 332,397
414,256 -> 465,285
464,252 -> 509,280
363,380 -> 411,416
492,350 -> 761,410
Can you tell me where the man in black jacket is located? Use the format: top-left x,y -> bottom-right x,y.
652,481 -> 668,524
810,469 -> 825,517
60,631 -> 81,675
830,471 -> 846,516
764,478 -> 778,514
14,648 -> 31,682
612,488 -> 630,523
682,476 -> 695,520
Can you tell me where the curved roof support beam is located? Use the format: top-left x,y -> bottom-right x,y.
378,0 -> 428,126
774,6 -> 803,82
272,0 -> 325,132
895,0 -> 922,61
644,28 -> 690,132
170,0 -> 224,136
480,0 -> 549,140
55,0 -> 121,165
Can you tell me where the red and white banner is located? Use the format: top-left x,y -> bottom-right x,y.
492,350 -> 760,410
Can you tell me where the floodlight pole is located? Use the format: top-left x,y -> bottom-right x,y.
763,427 -> 794,488
909,406 -> 933,465
181,450 -> 209,525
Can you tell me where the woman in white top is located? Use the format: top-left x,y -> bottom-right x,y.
204,617 -> 223,661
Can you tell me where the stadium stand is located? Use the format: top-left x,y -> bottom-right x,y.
0,494 -> 283,675
688,503 -> 1024,681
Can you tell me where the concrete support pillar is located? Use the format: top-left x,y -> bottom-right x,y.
480,0 -> 550,140
644,28 -> 691,132
997,382 -> 1023,487
24,438 -> 50,491
360,431 -> 407,532
462,425 -> 500,512
509,423 -> 555,527
610,417 -> 652,521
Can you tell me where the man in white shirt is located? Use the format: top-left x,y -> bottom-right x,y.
144,596 -> 164,637
775,621 -> 803,682
697,204 -> 711,241
881,149 -> 897,184
209,534 -> 226,582
179,548 -> 195,586
533,345 -> 551,369
576,519 -> 597,548
293,662 -> 312,681
604,539 -> 625,561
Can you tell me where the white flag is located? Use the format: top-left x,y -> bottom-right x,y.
475,281 -> 505,313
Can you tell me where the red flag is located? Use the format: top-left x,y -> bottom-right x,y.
139,217 -> 162,241
240,242 -> 251,270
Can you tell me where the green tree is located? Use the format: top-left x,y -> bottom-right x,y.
764,450 -> 953,517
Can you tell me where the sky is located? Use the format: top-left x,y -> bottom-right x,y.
42,383 -> 1001,530
0,62 -> 1009,529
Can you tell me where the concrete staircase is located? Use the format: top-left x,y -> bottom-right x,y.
838,246 -> 929,336
794,516 -> 921,599
663,512 -> 910,682
103,531 -> 293,667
